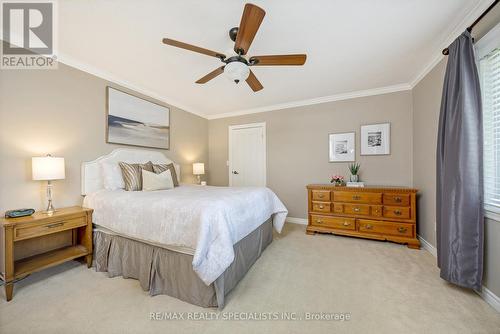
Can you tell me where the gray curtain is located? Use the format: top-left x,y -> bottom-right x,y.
436,30 -> 484,291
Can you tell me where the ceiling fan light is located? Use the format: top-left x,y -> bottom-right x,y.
224,61 -> 250,83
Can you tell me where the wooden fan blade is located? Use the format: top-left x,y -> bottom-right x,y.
246,70 -> 263,92
250,54 -> 307,66
162,38 -> 225,59
195,66 -> 225,84
234,4 -> 266,55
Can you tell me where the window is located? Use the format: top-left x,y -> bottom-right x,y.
478,23 -> 500,213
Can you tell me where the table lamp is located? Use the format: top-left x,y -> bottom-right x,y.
192,162 -> 205,184
32,155 -> 65,215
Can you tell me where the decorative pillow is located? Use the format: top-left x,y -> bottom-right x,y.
119,161 -> 154,191
142,169 -> 174,191
152,163 -> 179,187
101,162 -> 125,190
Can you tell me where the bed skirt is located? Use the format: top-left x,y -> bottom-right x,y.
93,217 -> 273,308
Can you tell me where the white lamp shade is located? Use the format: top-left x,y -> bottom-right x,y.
32,156 -> 65,180
224,61 -> 250,82
193,162 -> 205,175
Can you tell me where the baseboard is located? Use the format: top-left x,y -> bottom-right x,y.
285,217 -> 308,225
478,286 -> 500,313
418,234 -> 437,257
418,235 -> 500,313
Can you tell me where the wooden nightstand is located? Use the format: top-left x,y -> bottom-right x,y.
0,206 -> 93,301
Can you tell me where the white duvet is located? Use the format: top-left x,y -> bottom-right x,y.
83,185 -> 288,285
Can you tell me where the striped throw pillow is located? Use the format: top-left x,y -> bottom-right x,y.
119,161 -> 154,191
152,163 -> 179,187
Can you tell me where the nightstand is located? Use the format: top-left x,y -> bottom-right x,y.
0,206 -> 93,301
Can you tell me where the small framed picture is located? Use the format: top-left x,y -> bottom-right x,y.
329,132 -> 355,162
361,123 -> 390,155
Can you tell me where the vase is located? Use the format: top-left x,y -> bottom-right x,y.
349,174 -> 359,182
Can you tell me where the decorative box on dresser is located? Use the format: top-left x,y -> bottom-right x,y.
0,206 -> 93,301
306,185 -> 420,249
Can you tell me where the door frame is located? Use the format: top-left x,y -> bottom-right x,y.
228,122 -> 267,187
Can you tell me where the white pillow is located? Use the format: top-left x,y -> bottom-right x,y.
142,169 -> 174,191
101,162 -> 125,190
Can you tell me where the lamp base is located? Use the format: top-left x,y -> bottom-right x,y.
196,175 -> 201,185
44,180 -> 56,216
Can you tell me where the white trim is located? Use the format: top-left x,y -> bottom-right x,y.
228,122 -> 267,187
418,234 -> 437,257
418,234 -> 500,313
474,20 -> 500,60
477,286 -> 500,313
55,53 -> 206,119
484,208 -> 500,223
285,217 -> 308,225
410,0 -> 493,88
207,84 -> 412,120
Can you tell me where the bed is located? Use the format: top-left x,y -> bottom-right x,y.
81,148 -> 288,308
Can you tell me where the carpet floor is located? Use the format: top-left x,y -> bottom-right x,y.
1,223 -> 499,334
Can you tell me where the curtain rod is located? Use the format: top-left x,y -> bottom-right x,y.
442,0 -> 500,55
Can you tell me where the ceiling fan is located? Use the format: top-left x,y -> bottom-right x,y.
162,3 -> 307,92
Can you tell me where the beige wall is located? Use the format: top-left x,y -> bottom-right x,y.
412,58 -> 447,246
0,63 -> 208,212
208,91 -> 413,218
412,58 -> 500,297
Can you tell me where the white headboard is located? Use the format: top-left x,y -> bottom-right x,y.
81,148 -> 180,195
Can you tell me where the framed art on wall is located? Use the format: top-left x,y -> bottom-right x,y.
106,87 -> 170,149
329,132 -> 355,162
361,123 -> 390,155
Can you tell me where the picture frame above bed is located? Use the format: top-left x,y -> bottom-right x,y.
106,87 -> 170,150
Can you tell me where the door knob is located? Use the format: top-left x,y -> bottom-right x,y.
232,171 -> 239,175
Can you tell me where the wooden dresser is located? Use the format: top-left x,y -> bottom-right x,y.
306,185 -> 420,249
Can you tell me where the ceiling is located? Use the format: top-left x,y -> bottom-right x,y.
57,0 -> 489,118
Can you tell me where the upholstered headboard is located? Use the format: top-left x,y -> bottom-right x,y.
81,148 -> 180,195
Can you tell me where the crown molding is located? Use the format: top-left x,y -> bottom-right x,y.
206,83 -> 412,120
4,0 -> 489,120
410,0 -> 494,88
55,52 -> 207,119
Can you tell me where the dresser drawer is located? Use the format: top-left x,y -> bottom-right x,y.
333,191 -> 382,204
343,203 -> 370,215
333,203 -> 344,214
358,219 -> 414,238
310,215 -> 355,230
383,206 -> 411,219
383,193 -> 410,206
312,202 -> 331,213
371,205 -> 383,217
14,216 -> 87,241
312,190 -> 330,201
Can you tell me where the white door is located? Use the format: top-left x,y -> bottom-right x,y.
229,123 -> 266,187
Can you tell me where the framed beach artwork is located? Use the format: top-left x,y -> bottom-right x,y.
329,132 -> 355,162
361,123 -> 390,155
106,87 -> 170,149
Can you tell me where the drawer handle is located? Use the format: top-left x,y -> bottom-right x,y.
364,224 -> 373,230
394,210 -> 402,216
46,222 -> 64,229
316,219 -> 322,224
397,227 -> 408,233
394,196 -> 402,203
343,221 -> 350,226
318,194 -> 324,198
319,205 -> 324,209
352,195 -> 361,200
353,207 -> 360,212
